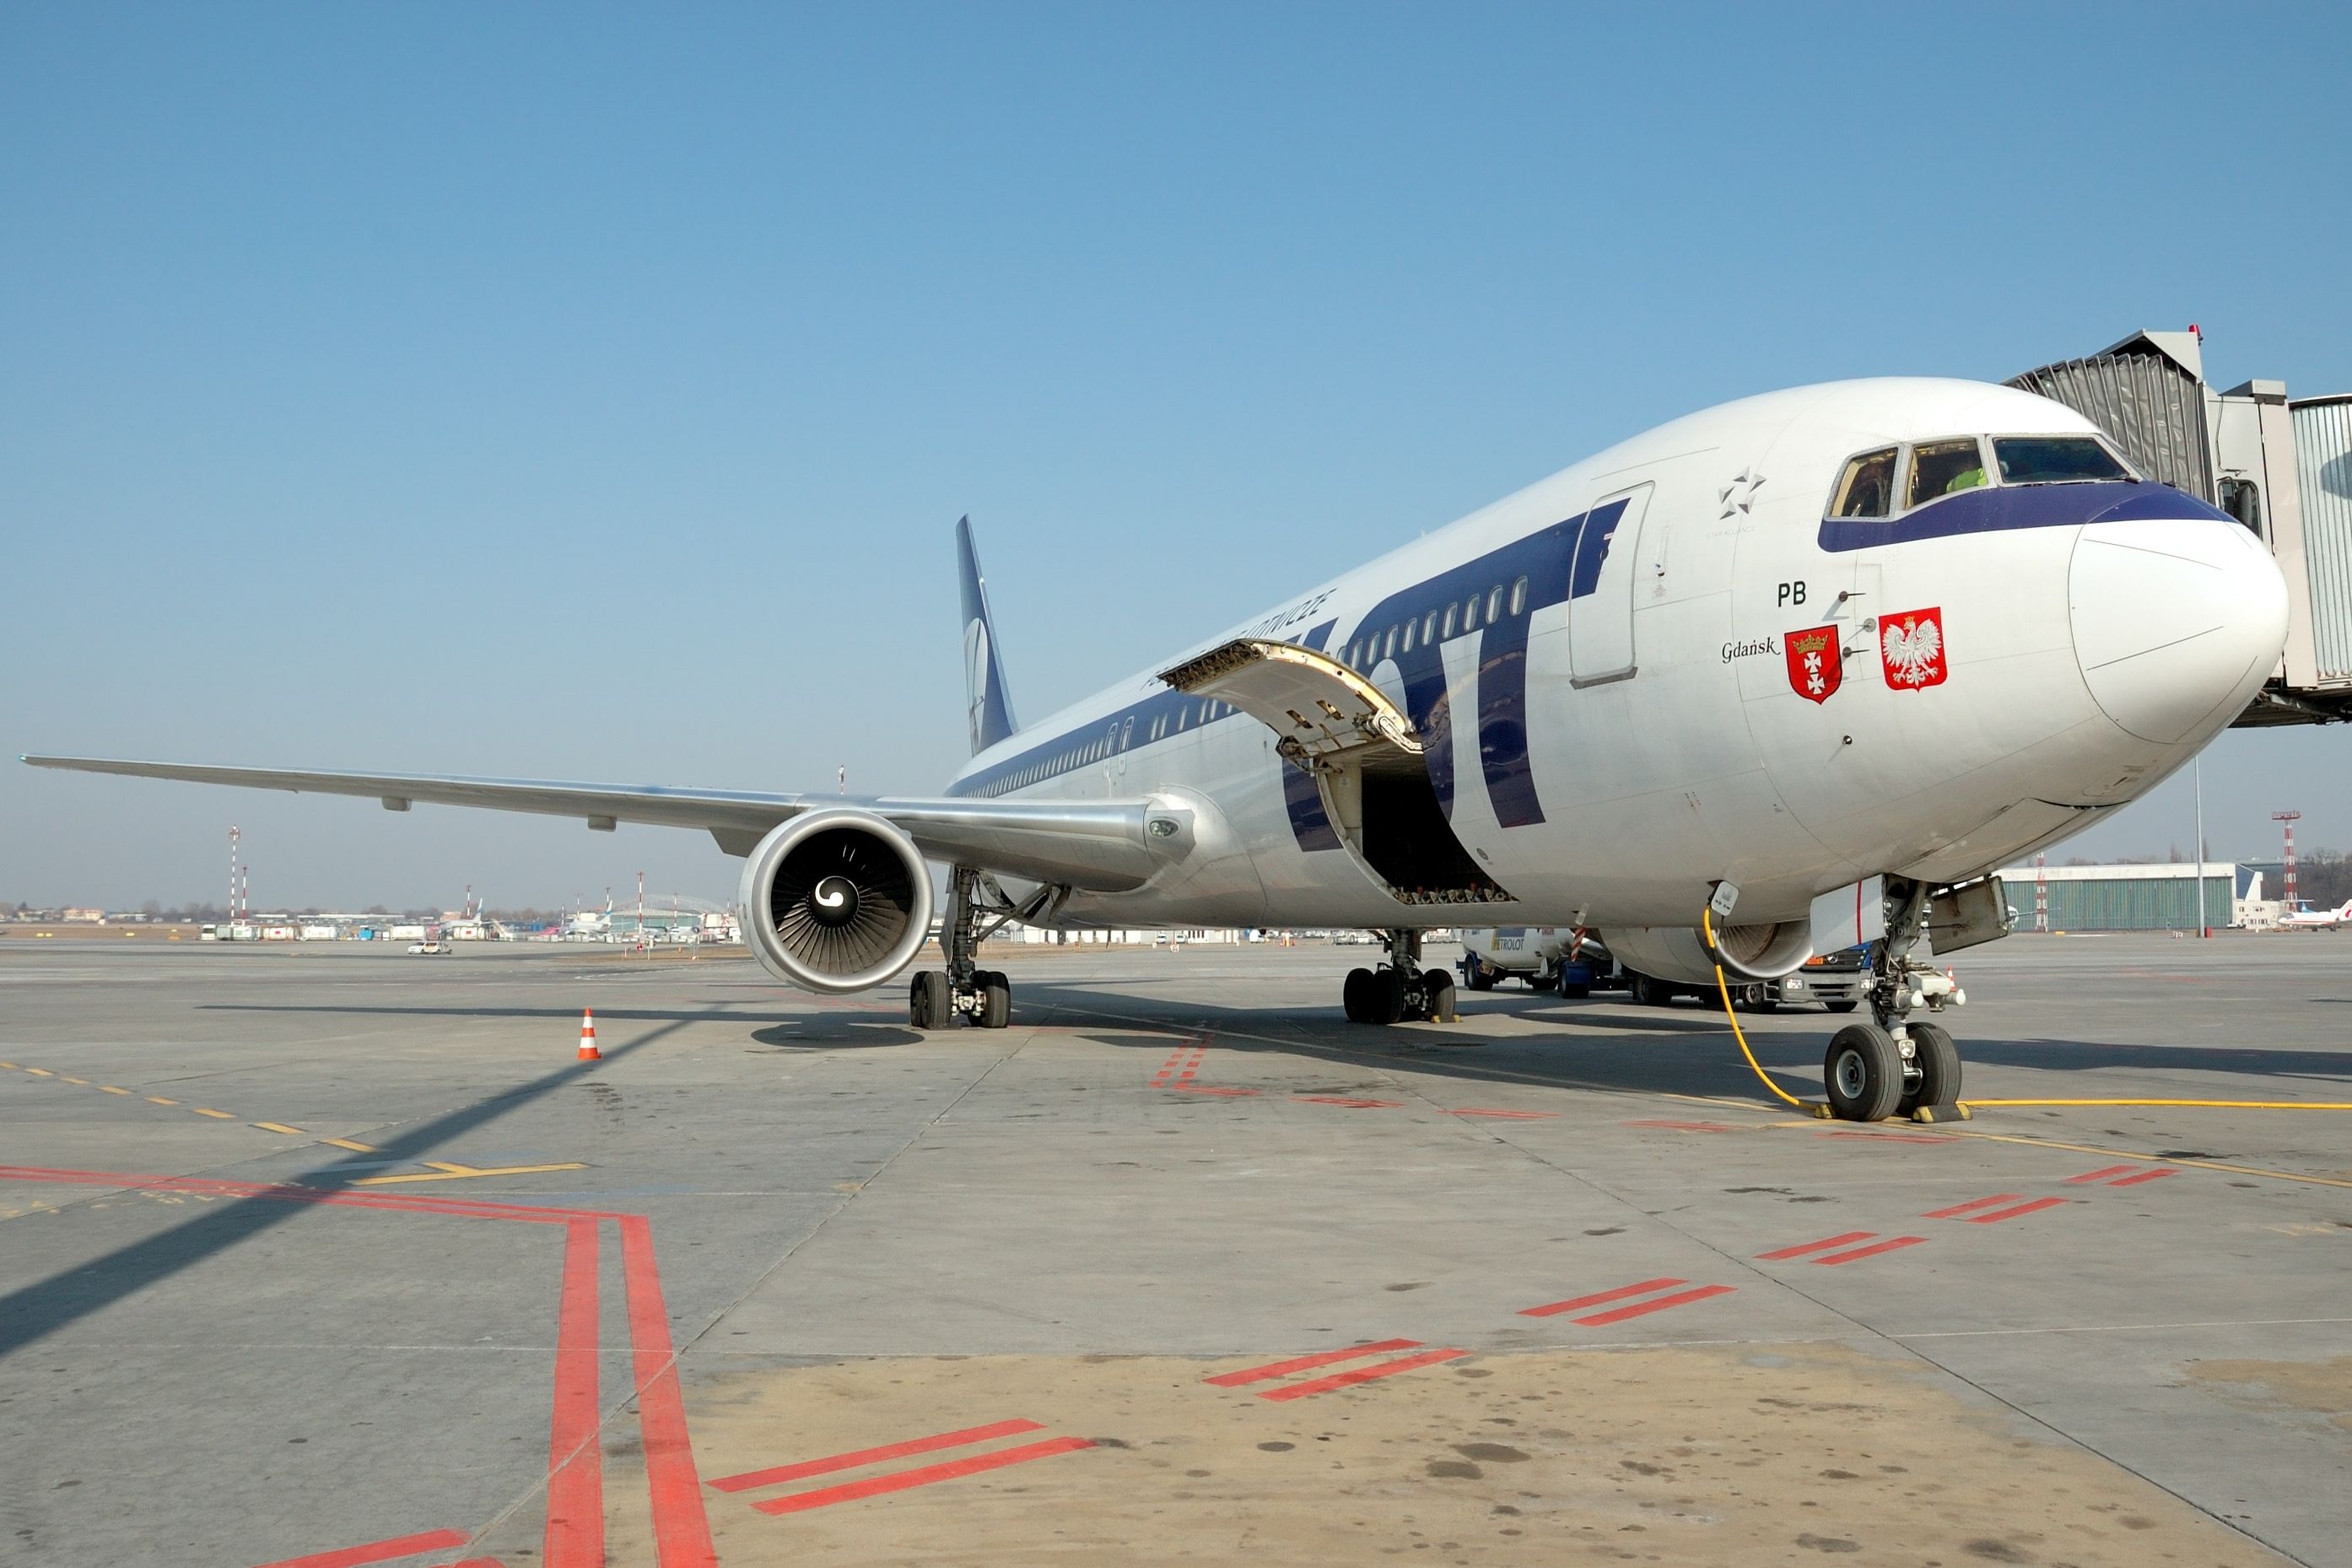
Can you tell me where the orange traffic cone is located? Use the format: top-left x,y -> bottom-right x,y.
577,1008 -> 601,1062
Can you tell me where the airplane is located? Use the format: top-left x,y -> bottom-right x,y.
2278,897 -> 2352,930
24,376 -> 2289,1121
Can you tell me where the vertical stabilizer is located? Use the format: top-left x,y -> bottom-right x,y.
957,516 -> 1020,754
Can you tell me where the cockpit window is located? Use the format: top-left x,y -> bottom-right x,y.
1831,447 -> 1898,518
1907,438 -> 1988,509
1993,437 -> 2130,485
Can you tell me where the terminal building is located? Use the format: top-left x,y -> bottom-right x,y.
1994,861 -> 2263,931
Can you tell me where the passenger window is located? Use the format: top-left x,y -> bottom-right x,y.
1994,436 -> 2130,486
1400,619 -> 1416,653
1441,603 -> 1457,639
1831,447 -> 1898,518
1383,626 -> 1398,660
1509,576 -> 1529,616
1907,439 -> 1988,509
1462,596 -> 1479,632
1421,612 -> 1438,644
1486,586 -> 1504,622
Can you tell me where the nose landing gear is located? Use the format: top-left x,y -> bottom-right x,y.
1341,930 -> 1457,1024
1823,876 -> 1967,1121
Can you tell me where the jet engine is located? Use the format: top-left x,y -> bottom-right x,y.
737,810 -> 934,994
1599,920 -> 1814,989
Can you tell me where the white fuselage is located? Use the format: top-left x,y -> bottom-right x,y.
947,379 -> 2286,935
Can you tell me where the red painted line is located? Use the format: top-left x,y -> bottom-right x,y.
1573,1283 -> 1737,1326
1963,1197 -> 2069,1224
1811,1236 -> 1928,1265
1448,1107 -> 1560,1119
246,1528 -> 470,1568
711,1419 -> 1047,1491
1297,1096 -> 1404,1108
2065,1163 -> 2141,1184
1164,1085 -> 1258,1097
1204,1338 -> 1423,1387
619,1215 -> 720,1568
1756,1231 -> 1879,1260
1622,1120 -> 1735,1132
1923,1194 -> 2025,1219
1256,1347 -> 1469,1401
429,1560 -> 503,1568
1519,1277 -> 1687,1318
2107,1168 -> 2179,1188
544,1219 -> 602,1568
750,1436 -> 1093,1514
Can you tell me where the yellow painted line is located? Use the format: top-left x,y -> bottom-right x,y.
0,1062 -> 16,1070
100,1086 -> 132,1095
62,1077 -> 89,1085
191,1107 -> 235,1119
354,1161 -> 586,1186
147,1096 -> 179,1105
26,1068 -> 52,1076
252,1121 -> 305,1135
320,1137 -> 379,1153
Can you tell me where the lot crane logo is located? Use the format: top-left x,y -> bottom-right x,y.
1880,606 -> 1947,690
1784,625 -> 1843,704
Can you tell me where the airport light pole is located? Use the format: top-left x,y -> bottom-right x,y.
2193,757 -> 2208,938
2274,811 -> 2301,912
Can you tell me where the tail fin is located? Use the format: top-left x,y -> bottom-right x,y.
957,516 -> 1020,754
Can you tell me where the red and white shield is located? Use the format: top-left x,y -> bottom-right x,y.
1784,624 -> 1842,704
1879,606 -> 1948,690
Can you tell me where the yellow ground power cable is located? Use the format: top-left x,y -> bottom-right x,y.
1699,907 -> 1824,1115
1696,905 -> 2352,1116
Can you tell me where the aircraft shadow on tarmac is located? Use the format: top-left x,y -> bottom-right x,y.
0,1009 -> 711,1362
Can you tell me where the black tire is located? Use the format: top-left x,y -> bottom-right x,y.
1561,982 -> 1591,1000
1343,967 -> 1373,1023
979,973 -> 1011,1030
1371,967 -> 1407,1025
1421,969 -> 1456,1023
1824,1022 -> 1904,1122
909,970 -> 951,1029
1465,958 -> 1496,992
1628,972 -> 1665,1007
1824,999 -> 1860,1015
1902,1020 -> 1961,1112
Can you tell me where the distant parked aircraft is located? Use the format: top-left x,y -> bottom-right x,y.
2278,897 -> 2352,930
27,378 -> 2288,1119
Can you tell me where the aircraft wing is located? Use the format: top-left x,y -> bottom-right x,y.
19,756 -> 1168,891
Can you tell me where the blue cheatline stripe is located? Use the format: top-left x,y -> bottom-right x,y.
1814,479 -> 2231,552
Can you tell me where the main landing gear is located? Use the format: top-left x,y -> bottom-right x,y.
907,867 -> 1014,1030
1341,929 -> 1457,1025
1821,876 -> 1966,1121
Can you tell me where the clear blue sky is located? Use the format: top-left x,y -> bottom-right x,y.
7,4 -> 2349,910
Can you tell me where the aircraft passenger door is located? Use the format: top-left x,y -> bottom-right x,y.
1567,482 -> 1653,686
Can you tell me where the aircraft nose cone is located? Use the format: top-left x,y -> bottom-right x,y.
2069,517 -> 2287,744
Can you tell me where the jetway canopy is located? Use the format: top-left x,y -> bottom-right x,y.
2010,329 -> 2352,726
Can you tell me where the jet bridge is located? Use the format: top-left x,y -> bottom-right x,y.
2010,328 -> 2352,725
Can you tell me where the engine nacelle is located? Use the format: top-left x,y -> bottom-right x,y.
737,810 -> 934,994
1599,920 -> 1814,989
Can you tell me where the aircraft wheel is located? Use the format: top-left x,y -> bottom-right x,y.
909,970 -> 951,1029
977,971 -> 1011,1030
1628,971 -> 1665,1007
1561,982 -> 1591,1000
1371,967 -> 1407,1026
1824,1000 -> 1860,1015
1465,958 -> 1496,991
1421,968 -> 1456,1023
1900,1020 -> 1961,1112
1824,1022 -> 1904,1122
1342,967 -> 1373,1023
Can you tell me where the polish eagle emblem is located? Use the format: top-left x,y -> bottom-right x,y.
1784,625 -> 1842,704
1879,606 -> 1947,690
